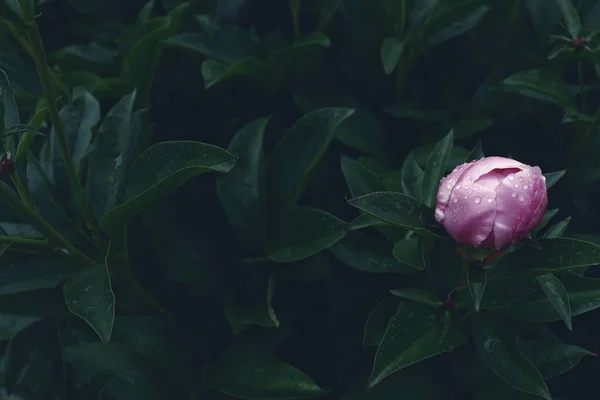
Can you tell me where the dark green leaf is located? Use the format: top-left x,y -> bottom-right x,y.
330,231 -> 417,274
422,130 -> 453,208
0,252 -> 74,295
369,302 -> 466,387
380,37 -> 404,74
63,262 -> 115,343
99,141 -> 236,236
166,15 -> 258,63
201,57 -> 281,89
526,0 -> 562,36
495,238 -> 600,273
333,108 -> 385,157
535,273 -> 572,330
268,107 -> 354,208
468,265 -> 487,312
123,3 -> 190,106
349,213 -> 390,230
389,288 -> 442,307
392,237 -> 425,270
224,273 -> 279,334
543,216 -> 570,239
347,192 -> 443,238
59,72 -> 132,100
110,315 -> 195,372
471,315 -> 551,399
533,208 -> 559,235
517,338 -> 595,380
0,315 -> 37,340
64,342 -> 178,398
2,318 -> 62,396
52,90 -> 100,194
503,272 -> 600,322
217,118 -> 268,251
27,152 -> 80,246
341,154 -> 386,197
0,68 -> 19,128
86,91 -> 137,220
268,207 -> 349,262
502,69 -> 573,108
400,152 -> 424,200
207,342 -> 326,399
3,124 -> 43,138
266,32 -> 330,68
58,43 -> 118,64
292,93 -> 385,157
555,0 -> 581,38
427,5 -> 491,46
363,296 -> 400,346
543,170 -> 565,189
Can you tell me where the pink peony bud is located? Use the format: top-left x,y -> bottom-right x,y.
434,156 -> 548,250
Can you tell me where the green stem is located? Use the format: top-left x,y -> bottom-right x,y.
399,0 -> 407,38
0,182 -> 94,267
16,1 -> 104,245
10,172 -> 30,207
0,235 -> 46,246
290,0 -> 300,39
577,58 -> 586,113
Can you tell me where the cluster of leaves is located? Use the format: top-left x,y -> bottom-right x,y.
0,0 -> 600,399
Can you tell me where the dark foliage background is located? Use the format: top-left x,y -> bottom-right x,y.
1,0 -> 600,399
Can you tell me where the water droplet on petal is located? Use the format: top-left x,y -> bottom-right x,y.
464,185 -> 470,189
455,184 -> 462,190
523,184 -> 528,189
474,197 -> 482,204
518,176 -> 524,181
446,184 -> 452,189
518,194 -> 525,202
511,192 -> 517,197
487,198 -> 493,203
508,174 -> 515,181
514,183 -> 519,188
448,178 -> 454,183
453,197 -> 459,203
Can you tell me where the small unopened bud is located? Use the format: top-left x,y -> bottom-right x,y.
0,158 -> 15,175
572,36 -> 586,49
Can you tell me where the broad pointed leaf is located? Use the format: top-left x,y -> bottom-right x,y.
217,118 -> 268,251
99,141 -> 236,236
423,130 -> 453,208
535,273 -> 572,330
86,91 -> 137,219
268,207 -> 349,262
369,302 -> 466,387
63,260 -> 115,343
471,316 -> 551,400
330,231 -> 417,275
348,192 -> 443,238
268,108 -> 354,208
